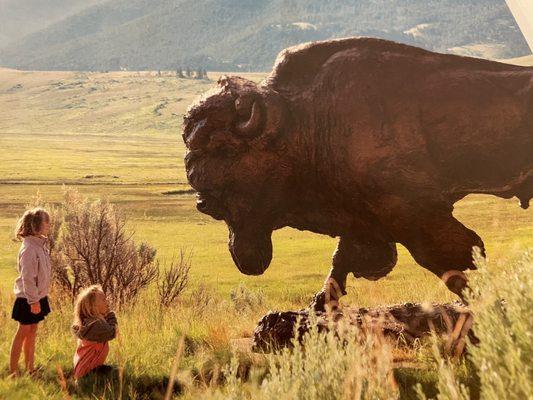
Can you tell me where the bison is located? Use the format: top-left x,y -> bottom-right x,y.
182,37 -> 532,311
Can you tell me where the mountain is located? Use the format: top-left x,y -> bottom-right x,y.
0,0 -> 530,71
0,0 -> 104,49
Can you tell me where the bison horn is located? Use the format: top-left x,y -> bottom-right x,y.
235,99 -> 263,137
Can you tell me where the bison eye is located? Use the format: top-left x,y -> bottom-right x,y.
196,191 -> 226,220
196,198 -> 208,212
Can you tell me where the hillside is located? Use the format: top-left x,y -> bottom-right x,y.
0,0 -> 530,71
0,0 -> 104,49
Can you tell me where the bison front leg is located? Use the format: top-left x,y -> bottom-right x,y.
310,236 -> 398,312
441,270 -> 469,303
309,265 -> 349,313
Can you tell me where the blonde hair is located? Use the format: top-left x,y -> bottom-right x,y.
73,285 -> 105,327
14,207 -> 50,240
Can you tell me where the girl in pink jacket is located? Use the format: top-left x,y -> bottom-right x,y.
71,285 -> 118,381
9,207 -> 52,377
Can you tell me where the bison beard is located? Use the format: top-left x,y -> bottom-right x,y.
182,37 -> 533,311
228,225 -> 273,276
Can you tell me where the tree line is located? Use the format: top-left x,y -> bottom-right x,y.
174,66 -> 209,80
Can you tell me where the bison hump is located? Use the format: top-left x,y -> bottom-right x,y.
261,36 -> 527,95
261,37 -> 431,93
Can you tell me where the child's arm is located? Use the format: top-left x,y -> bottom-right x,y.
79,312 -> 118,343
104,311 -> 117,326
19,247 -> 40,306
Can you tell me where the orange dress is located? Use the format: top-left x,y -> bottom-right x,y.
73,339 -> 110,379
72,311 -> 117,379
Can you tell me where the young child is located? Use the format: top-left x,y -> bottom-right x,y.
72,285 -> 118,380
9,207 -> 52,377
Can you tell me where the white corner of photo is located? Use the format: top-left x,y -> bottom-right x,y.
506,0 -> 533,53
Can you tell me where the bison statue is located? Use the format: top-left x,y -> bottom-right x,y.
182,37 -> 532,311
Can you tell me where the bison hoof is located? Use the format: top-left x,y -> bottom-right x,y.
308,291 -> 342,313
309,291 -> 327,312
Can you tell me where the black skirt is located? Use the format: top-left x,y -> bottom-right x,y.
11,296 -> 51,325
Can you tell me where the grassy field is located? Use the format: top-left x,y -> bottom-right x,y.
0,67 -> 531,399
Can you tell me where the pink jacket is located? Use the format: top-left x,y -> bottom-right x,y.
13,235 -> 52,304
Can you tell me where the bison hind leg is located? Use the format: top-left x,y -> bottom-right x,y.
400,210 -> 485,302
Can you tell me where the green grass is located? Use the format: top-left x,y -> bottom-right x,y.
1,184 -> 530,306
0,68 -> 531,398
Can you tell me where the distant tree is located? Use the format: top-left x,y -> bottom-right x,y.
202,68 -> 209,80
157,69 -> 162,77
176,67 -> 185,78
186,67 -> 192,78
195,67 -> 203,79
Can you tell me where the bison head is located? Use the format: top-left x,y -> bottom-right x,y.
182,76 -> 289,275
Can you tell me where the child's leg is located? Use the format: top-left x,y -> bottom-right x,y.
9,324 -> 32,375
23,324 -> 38,372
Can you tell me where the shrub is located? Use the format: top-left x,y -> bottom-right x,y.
466,249 -> 532,399
261,318 -> 397,399
230,283 -> 265,314
202,315 -> 398,400
189,283 -> 217,317
157,250 -> 192,307
27,188 -> 159,307
418,248 -> 533,400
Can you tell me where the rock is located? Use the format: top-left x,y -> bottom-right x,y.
252,302 -> 473,353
